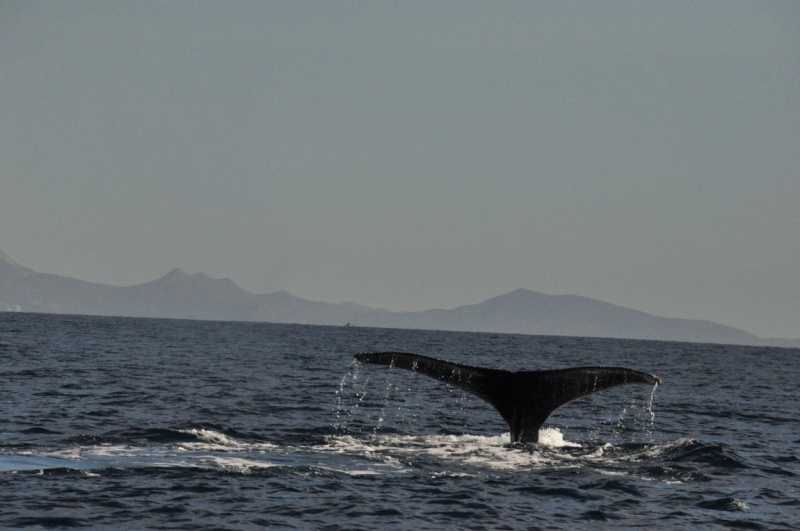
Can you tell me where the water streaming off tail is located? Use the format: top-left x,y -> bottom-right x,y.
335,362 -> 662,448
335,360 -> 477,438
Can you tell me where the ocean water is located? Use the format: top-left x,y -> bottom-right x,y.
0,313 -> 797,530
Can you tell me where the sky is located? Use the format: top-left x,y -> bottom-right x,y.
0,1 -> 798,338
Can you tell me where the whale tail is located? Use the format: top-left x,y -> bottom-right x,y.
354,351 -> 661,444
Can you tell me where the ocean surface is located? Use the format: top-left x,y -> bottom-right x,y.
0,313 -> 797,530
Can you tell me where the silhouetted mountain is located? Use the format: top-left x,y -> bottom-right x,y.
354,289 -> 765,345
0,250 -> 379,325
1,249 -> 796,347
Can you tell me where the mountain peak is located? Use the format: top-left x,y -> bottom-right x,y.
0,249 -> 35,278
155,268 -> 214,283
0,249 -> 20,266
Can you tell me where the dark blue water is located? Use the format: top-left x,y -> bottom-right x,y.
1,313 -> 797,529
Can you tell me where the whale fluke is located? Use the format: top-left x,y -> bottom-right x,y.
354,351 -> 661,444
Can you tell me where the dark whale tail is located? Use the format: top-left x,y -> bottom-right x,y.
354,351 -> 662,444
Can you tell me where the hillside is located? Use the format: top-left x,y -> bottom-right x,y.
1,250 -> 795,347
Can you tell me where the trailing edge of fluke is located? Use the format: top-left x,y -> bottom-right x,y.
354,351 -> 662,444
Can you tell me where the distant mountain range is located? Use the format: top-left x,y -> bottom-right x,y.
1,249 -> 796,347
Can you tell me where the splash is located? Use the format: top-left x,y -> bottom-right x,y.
538,427 -> 581,448
646,381 -> 659,426
177,428 -> 245,448
333,359 -> 367,431
610,381 -> 660,444
319,428 -> 593,471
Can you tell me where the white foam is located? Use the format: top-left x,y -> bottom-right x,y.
0,428 -> 406,477
2,427 -> 674,477
730,499 -> 749,511
317,429 -> 585,471
179,429 -> 243,447
173,429 -> 279,452
2,445 -> 287,475
538,428 -> 582,448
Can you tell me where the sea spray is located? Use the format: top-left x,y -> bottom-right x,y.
339,359 -> 477,439
372,362 -> 398,434
333,359 -> 367,432
608,381 -> 660,444
645,381 -> 659,442
647,381 -> 659,425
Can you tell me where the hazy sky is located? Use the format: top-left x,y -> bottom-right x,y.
1,1 -> 798,337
